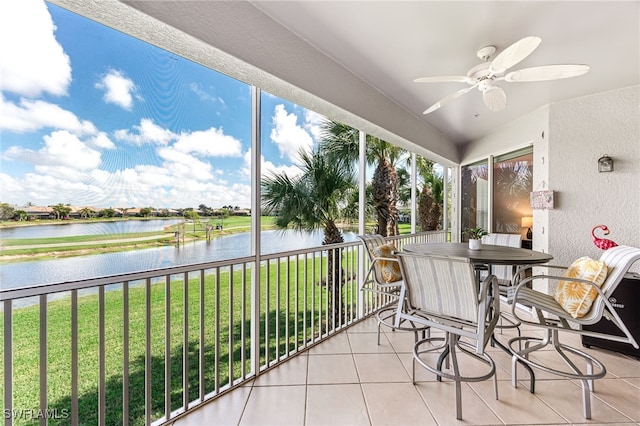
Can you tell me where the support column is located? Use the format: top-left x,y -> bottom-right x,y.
357,130 -> 367,318
250,86 -> 261,376
411,153 -> 417,234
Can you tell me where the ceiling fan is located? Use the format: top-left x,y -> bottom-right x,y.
414,36 -> 590,114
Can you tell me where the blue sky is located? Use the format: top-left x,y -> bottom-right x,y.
0,0 -> 323,209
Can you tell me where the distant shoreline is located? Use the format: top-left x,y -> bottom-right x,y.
0,216 -> 272,263
0,217 -> 368,264
0,216 -> 177,229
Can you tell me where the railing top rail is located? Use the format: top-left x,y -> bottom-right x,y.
1,231 -> 448,302
0,254 -> 249,301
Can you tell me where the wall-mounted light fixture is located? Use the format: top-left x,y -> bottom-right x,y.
521,216 -> 533,240
598,155 -> 614,173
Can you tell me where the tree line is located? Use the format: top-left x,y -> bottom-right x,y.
0,203 -> 247,222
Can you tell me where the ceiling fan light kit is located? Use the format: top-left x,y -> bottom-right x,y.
415,36 -> 590,114
482,85 -> 507,111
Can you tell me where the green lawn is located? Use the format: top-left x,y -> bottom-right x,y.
0,251 -> 360,425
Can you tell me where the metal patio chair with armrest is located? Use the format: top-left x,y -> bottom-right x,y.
358,234 -> 428,344
478,234 -> 540,382
507,245 -> 640,419
395,251 -> 501,420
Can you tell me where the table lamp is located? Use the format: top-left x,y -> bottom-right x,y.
521,216 -> 533,240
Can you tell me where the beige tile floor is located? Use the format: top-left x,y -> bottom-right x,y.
171,312 -> 640,426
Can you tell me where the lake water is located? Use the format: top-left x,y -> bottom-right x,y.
1,228 -> 358,290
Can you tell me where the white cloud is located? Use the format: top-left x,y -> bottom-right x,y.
0,95 -> 97,135
128,164 -> 173,187
304,110 -> 325,142
3,130 -> 101,171
173,127 -> 243,157
0,157 -> 254,209
95,69 -> 138,110
113,120 -> 244,157
269,104 -> 314,162
0,0 -> 71,97
102,166 -> 250,208
157,147 -> 214,181
88,132 -> 116,150
114,118 -> 175,146
0,173 -> 22,193
2,170 -> 106,206
241,149 -> 303,180
261,157 -> 304,179
189,83 -> 226,107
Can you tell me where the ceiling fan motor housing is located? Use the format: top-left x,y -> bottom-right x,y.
467,62 -> 492,80
478,79 -> 495,92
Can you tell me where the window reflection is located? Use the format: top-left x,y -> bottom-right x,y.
493,149 -> 533,234
461,161 -> 488,236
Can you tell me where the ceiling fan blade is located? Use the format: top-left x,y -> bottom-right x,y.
505,64 -> 590,82
423,85 -> 477,114
482,86 -> 507,112
414,76 -> 469,83
489,36 -> 541,75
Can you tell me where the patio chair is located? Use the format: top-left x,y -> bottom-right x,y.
507,245 -> 640,419
358,234 -> 428,344
395,251 -> 501,420
479,232 -> 538,390
480,233 -> 523,284
479,233 -> 524,332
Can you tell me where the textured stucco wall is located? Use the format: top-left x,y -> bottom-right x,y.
460,106 -> 548,165
548,85 -> 640,269
463,85 -> 639,280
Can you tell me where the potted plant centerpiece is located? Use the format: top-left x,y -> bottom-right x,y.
463,226 -> 488,250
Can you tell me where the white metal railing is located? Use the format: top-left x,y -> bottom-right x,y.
0,231 -> 448,426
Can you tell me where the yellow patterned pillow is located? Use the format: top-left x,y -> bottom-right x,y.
553,257 -> 608,318
371,243 -> 402,283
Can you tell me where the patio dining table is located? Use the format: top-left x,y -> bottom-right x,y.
402,241 -> 553,392
402,242 -> 553,266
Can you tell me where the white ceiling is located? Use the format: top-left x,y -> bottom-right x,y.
53,0 -> 640,162
249,1 -> 640,144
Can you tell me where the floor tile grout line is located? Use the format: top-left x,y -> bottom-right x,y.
572,378 -> 638,422
464,381 -> 509,425
303,350 -> 310,426
349,328 -> 377,426
236,379 -> 256,426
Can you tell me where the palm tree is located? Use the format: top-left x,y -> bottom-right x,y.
371,139 -> 402,236
51,203 -> 71,220
396,168 -> 412,206
414,157 -> 444,231
78,207 -> 94,219
318,119 -> 404,237
261,147 -> 355,325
